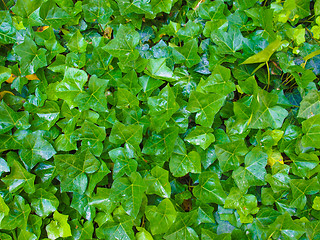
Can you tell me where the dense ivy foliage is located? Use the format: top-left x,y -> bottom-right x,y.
0,0 -> 320,239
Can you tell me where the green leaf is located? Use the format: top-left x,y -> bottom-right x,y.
116,0 -> 152,15
74,120 -> 106,156
249,89 -> 288,129
232,148 -> 268,192
46,211 -> 72,240
0,195 -> 9,222
169,137 -> 201,177
224,187 -> 259,223
145,198 -> 176,235
215,140 -> 248,172
301,114 -> 320,148
19,131 -> 56,170
0,11 -> 16,44
56,67 -> 88,108
96,215 -> 135,240
75,75 -> 109,112
265,162 -> 290,193
193,171 -> 227,205
83,0 -> 113,25
144,58 -> 176,81
241,38 -> 283,64
109,121 -> 143,149
164,211 -> 199,240
211,26 -> 244,55
187,91 -> 225,127
66,30 -> 88,53
0,195 -> 31,230
185,126 -> 215,150
145,166 -> 171,198
0,101 -> 30,134
150,0 -> 174,15
116,88 -> 139,109
298,90 -> 320,119
290,177 -> 320,210
267,212 -> 305,240
14,38 -> 47,76
30,188 -> 59,217
142,127 -> 179,160
290,153 -> 319,178
2,160 -> 35,194
12,0 -> 42,19
103,24 -> 140,62
148,84 -> 179,131
109,147 -> 138,179
54,149 -> 101,194
171,39 -> 201,67
197,65 -> 235,95
312,196 -> 320,210
110,172 -> 146,218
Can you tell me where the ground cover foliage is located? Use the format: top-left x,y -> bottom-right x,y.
0,0 -> 320,239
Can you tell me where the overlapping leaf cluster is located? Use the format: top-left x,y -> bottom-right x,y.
0,0 -> 320,239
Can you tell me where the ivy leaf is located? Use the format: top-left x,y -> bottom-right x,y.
74,120 -> 106,156
224,187 -> 259,223
116,0 -> 152,15
54,149 -> 101,194
267,212 -> 305,240
298,90 -> 320,119
249,89 -> 288,129
197,65 -> 235,95
290,177 -> 320,210
301,114 -> 320,148
148,84 -> 179,131
142,127 -> 179,160
169,137 -> 201,177
110,172 -> 146,218
145,198 -> 176,235
164,211 -> 199,240
75,75 -> 109,112
193,171 -> 227,205
0,101 -> 30,134
46,211 -> 72,240
83,0 -> 113,25
109,121 -> 143,149
2,160 -> 35,194
19,131 -> 56,170
145,166 -> 171,198
211,26 -> 244,56
171,39 -> 201,68
0,195 -> 31,230
241,38 -> 283,64
0,11 -> 16,44
14,38 -> 47,76
215,140 -> 248,172
11,0 -> 42,19
96,215 -> 135,240
0,195 -> 9,222
187,91 -> 226,127
69,220 -> 94,240
265,162 -> 290,193
185,126 -> 215,150
144,58 -> 176,81
232,148 -> 268,192
30,188 -> 59,218
103,24 -> 140,62
108,147 -> 138,179
150,0 -> 174,15
56,67 -> 88,108
66,30 -> 88,53
116,88 -> 139,109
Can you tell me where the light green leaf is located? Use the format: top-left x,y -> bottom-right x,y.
185,126 -> 215,150
171,39 -> 201,67
67,30 -> 88,53
298,90 -> 320,119
145,198 -> 176,235
187,91 -> 225,127
301,114 -> 320,148
193,171 -> 227,205
145,166 -> 171,198
30,188 -> 59,217
110,172 -> 146,218
103,24 -> 140,62
46,211 -> 72,240
169,137 -> 201,177
83,0 -> 113,25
